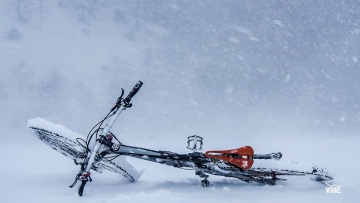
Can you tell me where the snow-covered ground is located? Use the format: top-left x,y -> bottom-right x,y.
1,1 -> 359,202
1,127 -> 358,203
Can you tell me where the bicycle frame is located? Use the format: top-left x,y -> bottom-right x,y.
71,81 -> 331,196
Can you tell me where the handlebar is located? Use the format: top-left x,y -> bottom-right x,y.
111,81 -> 143,111
124,80 -> 143,104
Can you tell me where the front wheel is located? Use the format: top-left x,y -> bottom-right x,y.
78,180 -> 87,196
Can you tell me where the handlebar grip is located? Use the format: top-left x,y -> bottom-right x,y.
125,81 -> 143,103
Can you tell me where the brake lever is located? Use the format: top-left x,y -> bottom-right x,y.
110,88 -> 125,112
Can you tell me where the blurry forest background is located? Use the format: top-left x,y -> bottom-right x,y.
1,0 -> 360,141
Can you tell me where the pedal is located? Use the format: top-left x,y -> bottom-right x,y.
201,178 -> 210,187
187,135 -> 203,151
270,152 -> 282,160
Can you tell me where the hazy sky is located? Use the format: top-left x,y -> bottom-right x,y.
1,0 -> 359,138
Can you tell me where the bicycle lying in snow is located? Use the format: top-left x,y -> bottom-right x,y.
28,81 -> 333,196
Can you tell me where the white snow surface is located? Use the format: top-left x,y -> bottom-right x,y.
1,117 -> 358,203
1,126 -> 358,203
27,117 -> 84,142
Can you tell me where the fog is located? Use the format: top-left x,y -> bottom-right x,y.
1,1 -> 360,202
1,0 -> 360,141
